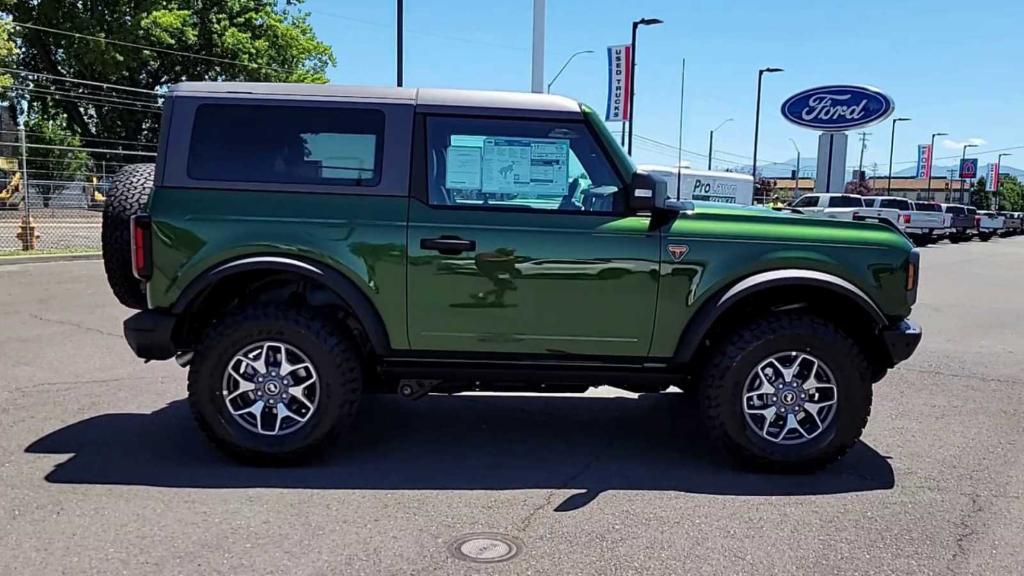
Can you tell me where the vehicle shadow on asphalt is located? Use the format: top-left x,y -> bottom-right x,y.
25,392 -> 894,510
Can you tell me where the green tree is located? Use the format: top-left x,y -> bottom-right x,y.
969,177 -> 992,210
1,0 -> 335,146
996,175 -> 1024,211
24,110 -> 90,208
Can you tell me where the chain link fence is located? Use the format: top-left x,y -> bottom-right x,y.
0,179 -> 106,253
0,131 -> 155,254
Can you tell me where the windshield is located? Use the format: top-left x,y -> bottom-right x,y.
581,103 -> 635,179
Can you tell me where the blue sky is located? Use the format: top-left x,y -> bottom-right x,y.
304,0 -> 1023,174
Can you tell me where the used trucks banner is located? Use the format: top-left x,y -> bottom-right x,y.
605,45 -> 632,122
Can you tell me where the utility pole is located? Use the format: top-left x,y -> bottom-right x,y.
531,0 -> 545,93
857,132 -> 871,174
19,124 -> 29,221
396,0 -> 404,86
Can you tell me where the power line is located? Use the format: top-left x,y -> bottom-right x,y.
8,20 -> 304,75
23,143 -> 156,157
310,9 -> 526,53
0,87 -> 162,114
0,130 -> 156,148
0,66 -> 159,96
24,81 -> 162,106
6,83 -> 162,109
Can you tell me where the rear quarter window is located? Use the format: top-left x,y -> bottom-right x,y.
187,104 -> 385,187
827,195 -> 863,208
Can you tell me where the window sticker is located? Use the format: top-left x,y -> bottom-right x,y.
479,137 -> 569,197
445,146 -> 482,190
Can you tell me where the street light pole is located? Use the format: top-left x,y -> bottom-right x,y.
396,0 -> 404,86
626,17 -> 663,156
887,117 -> 911,195
789,138 -> 801,197
995,152 -> 1012,210
960,143 -> 978,204
752,67 -> 783,202
547,50 -> 594,93
707,118 -> 733,170
926,131 -> 947,201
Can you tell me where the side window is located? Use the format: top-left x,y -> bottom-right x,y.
188,104 -> 384,187
827,196 -> 863,208
792,195 -> 818,208
424,116 -> 624,213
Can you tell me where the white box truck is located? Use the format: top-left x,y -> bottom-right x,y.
638,164 -> 754,205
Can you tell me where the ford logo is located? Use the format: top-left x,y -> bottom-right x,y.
781,85 -> 894,131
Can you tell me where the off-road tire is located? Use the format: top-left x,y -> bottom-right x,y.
188,304 -> 363,464
698,312 -> 873,473
101,163 -> 155,309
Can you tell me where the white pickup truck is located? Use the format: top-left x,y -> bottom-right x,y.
977,211 -> 1004,241
862,196 -> 949,246
788,193 -> 906,230
908,201 -> 950,244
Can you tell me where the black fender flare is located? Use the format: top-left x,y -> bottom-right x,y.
172,255 -> 392,354
673,269 -> 887,364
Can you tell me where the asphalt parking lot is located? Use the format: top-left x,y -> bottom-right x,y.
1,239 -> 1022,575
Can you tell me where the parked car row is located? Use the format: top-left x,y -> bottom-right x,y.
786,193 -> 1023,245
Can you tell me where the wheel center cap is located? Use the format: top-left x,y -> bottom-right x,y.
780,390 -> 798,405
264,380 -> 281,395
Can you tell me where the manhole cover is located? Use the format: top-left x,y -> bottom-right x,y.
447,532 -> 523,564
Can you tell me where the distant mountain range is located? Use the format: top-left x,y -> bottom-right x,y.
737,159 -> 1024,181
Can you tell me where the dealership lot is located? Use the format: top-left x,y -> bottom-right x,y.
1,240 -> 1022,575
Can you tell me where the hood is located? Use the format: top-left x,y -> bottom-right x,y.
670,202 -> 912,250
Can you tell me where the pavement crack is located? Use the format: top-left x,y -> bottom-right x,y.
513,436 -> 617,533
28,313 -> 121,339
946,492 -> 985,574
899,366 -> 1024,386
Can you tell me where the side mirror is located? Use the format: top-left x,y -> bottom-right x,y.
627,170 -> 670,212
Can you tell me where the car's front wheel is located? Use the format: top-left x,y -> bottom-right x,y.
188,305 -> 363,464
698,312 -> 872,473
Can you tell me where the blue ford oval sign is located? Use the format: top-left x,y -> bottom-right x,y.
781,85 -> 894,131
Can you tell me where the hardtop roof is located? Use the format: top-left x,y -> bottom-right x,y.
167,82 -> 582,114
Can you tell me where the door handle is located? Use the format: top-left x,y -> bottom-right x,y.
420,236 -> 476,255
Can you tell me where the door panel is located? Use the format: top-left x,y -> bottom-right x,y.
407,201 -> 660,356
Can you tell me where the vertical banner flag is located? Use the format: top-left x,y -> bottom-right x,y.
986,162 -> 999,192
605,45 -> 632,122
916,144 -> 932,179
959,158 -> 978,180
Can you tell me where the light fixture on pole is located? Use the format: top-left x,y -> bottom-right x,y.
707,118 -> 733,170
789,138 -> 801,197
752,66 -> 783,201
960,143 -> 979,203
546,50 -> 594,93
926,132 -> 947,201
626,17 -> 663,156
886,117 -> 911,194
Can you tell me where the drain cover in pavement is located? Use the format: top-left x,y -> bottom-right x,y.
447,532 -> 523,564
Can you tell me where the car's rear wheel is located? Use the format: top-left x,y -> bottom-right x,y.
101,163 -> 155,309
188,304 -> 363,464
698,312 -> 872,473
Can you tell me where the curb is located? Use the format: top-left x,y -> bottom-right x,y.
0,252 -> 101,266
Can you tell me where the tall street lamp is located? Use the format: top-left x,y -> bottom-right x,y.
547,50 -> 594,93
626,17 -> 663,156
397,0 -> 404,86
996,152 -> 1012,210
926,131 -> 947,201
789,138 -> 801,197
960,143 -> 978,203
706,118 -> 733,170
752,66 -> 783,201
886,117 -> 911,194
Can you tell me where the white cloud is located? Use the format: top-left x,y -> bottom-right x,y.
942,137 -> 986,150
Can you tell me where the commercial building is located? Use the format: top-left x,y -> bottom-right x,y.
771,175 -> 973,204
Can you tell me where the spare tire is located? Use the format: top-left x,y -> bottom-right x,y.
102,163 -> 155,310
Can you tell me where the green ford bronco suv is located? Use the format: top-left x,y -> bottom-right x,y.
101,83 -> 921,471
